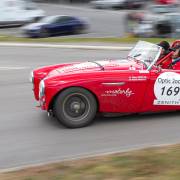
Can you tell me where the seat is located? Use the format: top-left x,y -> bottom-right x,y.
156,40 -> 180,69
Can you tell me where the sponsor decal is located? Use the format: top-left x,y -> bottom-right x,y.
129,66 -> 136,70
154,72 -> 180,106
139,70 -> 149,74
102,88 -> 134,97
59,62 -> 95,73
129,76 -> 147,81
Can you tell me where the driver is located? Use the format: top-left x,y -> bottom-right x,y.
158,41 -> 170,59
156,41 -> 172,68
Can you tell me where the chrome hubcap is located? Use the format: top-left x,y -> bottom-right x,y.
64,96 -> 87,118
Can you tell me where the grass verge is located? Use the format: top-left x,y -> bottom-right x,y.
1,144 -> 180,180
0,35 -> 176,44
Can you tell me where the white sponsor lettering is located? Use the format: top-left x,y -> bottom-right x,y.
102,88 -> 134,97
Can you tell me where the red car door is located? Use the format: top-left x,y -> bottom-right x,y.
142,68 -> 180,112
99,70 -> 150,113
155,0 -> 176,4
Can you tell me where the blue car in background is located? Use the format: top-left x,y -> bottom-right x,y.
22,15 -> 88,38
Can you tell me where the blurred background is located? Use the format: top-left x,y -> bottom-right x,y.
0,0 -> 179,38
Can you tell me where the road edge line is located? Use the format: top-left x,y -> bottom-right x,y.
0,42 -> 132,51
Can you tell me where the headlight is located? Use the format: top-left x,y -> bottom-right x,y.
29,71 -> 34,83
39,80 -> 45,98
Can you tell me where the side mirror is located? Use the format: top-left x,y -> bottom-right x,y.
156,65 -> 162,73
152,65 -> 162,73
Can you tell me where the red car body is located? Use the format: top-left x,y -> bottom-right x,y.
155,0 -> 177,4
31,40 -> 180,128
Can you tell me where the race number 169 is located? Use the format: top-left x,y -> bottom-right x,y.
161,86 -> 180,96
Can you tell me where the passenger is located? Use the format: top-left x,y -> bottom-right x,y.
172,45 -> 180,66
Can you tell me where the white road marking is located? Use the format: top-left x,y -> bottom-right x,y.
0,42 -> 132,51
0,67 -> 29,70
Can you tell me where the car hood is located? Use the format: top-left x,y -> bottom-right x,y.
23,22 -> 47,30
47,59 -> 142,78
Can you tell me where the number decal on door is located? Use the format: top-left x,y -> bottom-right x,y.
154,72 -> 180,105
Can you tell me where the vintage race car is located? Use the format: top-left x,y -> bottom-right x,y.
30,40 -> 180,128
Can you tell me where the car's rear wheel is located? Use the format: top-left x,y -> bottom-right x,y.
155,22 -> 172,37
73,26 -> 82,34
53,87 -> 97,128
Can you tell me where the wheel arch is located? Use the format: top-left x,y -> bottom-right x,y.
48,86 -> 100,112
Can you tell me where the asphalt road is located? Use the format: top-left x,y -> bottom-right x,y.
0,3 -> 128,38
1,46 -> 180,170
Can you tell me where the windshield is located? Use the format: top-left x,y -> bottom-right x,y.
39,16 -> 57,24
128,41 -> 161,70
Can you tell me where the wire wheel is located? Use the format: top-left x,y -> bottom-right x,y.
54,87 -> 97,128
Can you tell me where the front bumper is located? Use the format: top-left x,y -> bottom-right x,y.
23,29 -> 41,37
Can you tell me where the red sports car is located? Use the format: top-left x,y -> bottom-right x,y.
30,40 -> 180,128
155,0 -> 177,4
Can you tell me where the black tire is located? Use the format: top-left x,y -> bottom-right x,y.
53,87 -> 97,128
73,25 -> 82,34
40,28 -> 49,38
155,22 -> 172,37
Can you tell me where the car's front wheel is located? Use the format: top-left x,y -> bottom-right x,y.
53,87 -> 97,128
40,28 -> 49,38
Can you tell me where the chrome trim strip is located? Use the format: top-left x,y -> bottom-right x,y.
102,82 -> 126,86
